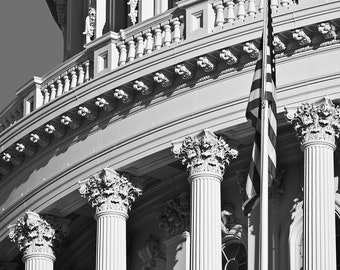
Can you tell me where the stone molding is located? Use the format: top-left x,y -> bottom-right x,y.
158,192 -> 190,240
172,129 -> 238,178
285,97 -> 340,146
8,211 -> 62,257
79,168 -> 142,214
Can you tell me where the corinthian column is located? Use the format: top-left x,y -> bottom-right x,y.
8,211 -> 60,270
79,168 -> 142,270
172,129 -> 238,270
286,97 -> 340,270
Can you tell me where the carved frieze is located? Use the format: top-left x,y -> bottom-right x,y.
172,129 -> 238,177
318,22 -> 337,40
114,89 -> 133,103
243,42 -> 259,59
79,168 -> 142,213
8,211 -> 65,256
285,97 -> 340,145
158,192 -> 190,240
292,29 -> 311,46
219,49 -> 238,65
95,97 -> 115,111
197,56 -> 215,72
174,64 -> 193,80
77,106 -> 96,120
133,80 -> 152,95
273,35 -> 286,52
61,115 -> 81,129
153,72 -> 172,87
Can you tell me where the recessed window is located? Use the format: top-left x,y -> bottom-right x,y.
192,11 -> 203,31
25,96 -> 35,115
98,51 -> 108,72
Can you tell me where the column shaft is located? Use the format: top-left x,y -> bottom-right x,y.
303,142 -> 336,270
190,175 -> 222,270
96,211 -> 127,270
23,253 -> 54,270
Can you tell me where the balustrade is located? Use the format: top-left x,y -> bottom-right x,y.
40,60 -> 92,106
0,0 -> 313,135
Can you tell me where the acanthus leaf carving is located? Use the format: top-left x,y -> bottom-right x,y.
172,129 -> 238,177
285,97 -> 340,145
8,211 -> 63,257
79,168 -> 142,214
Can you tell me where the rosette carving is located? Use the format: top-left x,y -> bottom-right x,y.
285,97 -> 340,145
158,192 -> 190,240
79,168 -> 142,213
172,129 -> 238,177
8,211 -> 59,256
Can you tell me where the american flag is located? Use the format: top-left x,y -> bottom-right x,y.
243,3 -> 277,215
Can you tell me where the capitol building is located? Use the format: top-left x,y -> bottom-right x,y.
0,0 -> 340,269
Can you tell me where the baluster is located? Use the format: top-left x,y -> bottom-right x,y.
136,36 -> 145,58
237,0 -> 246,20
163,24 -> 172,47
172,18 -> 181,44
56,78 -> 63,97
154,28 -> 162,50
214,2 -> 225,28
271,0 -> 279,11
42,87 -> 50,104
77,65 -> 85,85
258,0 -> 264,13
280,0 -> 290,8
248,0 -> 256,18
225,1 -> 235,23
145,31 -> 153,54
84,61 -> 90,82
118,43 -> 127,65
63,74 -> 70,93
70,69 -> 78,89
49,83 -> 56,100
127,39 -> 136,62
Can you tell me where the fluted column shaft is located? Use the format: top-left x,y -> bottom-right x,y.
189,173 -> 222,270
172,129 -> 238,270
302,141 -> 336,270
23,252 -> 55,270
79,168 -> 142,270
285,98 -> 340,270
95,209 -> 128,270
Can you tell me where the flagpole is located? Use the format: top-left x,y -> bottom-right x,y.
259,0 -> 269,269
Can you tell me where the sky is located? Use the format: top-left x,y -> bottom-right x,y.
0,0 -> 63,112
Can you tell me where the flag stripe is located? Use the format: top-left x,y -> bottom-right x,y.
243,3 -> 277,215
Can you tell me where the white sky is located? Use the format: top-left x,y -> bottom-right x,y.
0,0 -> 63,112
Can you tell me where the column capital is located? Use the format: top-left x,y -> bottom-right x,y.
172,129 -> 238,178
79,168 -> 142,215
8,211 -> 58,258
285,97 -> 340,147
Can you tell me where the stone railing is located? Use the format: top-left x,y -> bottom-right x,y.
0,0 -> 324,135
117,9 -> 185,66
40,58 -> 92,106
213,0 -> 296,28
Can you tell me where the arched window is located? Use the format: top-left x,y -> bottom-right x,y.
222,242 -> 247,270
221,224 -> 247,270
